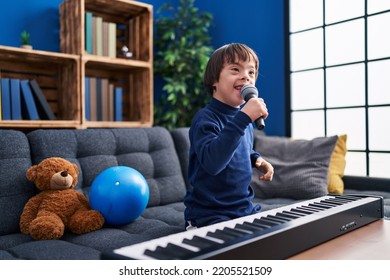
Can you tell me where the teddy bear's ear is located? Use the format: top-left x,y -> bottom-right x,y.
72,163 -> 79,174
26,165 -> 38,181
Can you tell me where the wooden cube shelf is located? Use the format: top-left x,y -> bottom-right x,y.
60,0 -> 153,128
0,46 -> 80,129
0,0 -> 153,131
82,57 -> 152,127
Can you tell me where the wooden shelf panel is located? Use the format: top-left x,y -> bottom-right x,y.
0,45 -> 79,62
83,55 -> 151,69
85,0 -> 151,23
0,120 -> 80,129
0,46 -> 81,122
82,120 -> 152,128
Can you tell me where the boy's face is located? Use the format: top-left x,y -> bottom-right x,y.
212,57 -> 257,108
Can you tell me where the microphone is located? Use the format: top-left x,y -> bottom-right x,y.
240,84 -> 265,130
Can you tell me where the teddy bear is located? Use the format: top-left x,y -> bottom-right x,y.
20,157 -> 105,240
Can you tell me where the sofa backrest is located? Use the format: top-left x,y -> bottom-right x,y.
27,127 -> 187,207
0,130 -> 34,235
171,127 -> 190,189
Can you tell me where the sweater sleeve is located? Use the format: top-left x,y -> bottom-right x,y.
250,150 -> 261,167
191,111 -> 253,175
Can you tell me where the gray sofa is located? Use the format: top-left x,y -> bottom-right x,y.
0,126 -> 389,260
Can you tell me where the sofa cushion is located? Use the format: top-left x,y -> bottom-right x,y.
0,130 -> 33,235
171,127 -> 191,188
252,132 -> 338,199
27,127 -> 187,207
328,134 -> 347,194
8,239 -> 102,260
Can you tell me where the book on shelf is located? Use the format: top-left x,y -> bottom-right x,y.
101,78 -> 109,121
85,12 -> 93,54
85,77 -> 91,120
114,87 -> 123,122
1,78 -> 11,120
10,79 -> 22,120
29,79 -> 56,120
92,16 -> 97,55
108,83 -> 114,121
102,21 -> 109,57
108,22 -> 117,58
95,78 -> 102,121
20,80 -> 39,120
102,22 -> 116,58
89,77 -> 97,121
85,77 -> 123,122
88,12 -> 116,58
92,16 -> 103,56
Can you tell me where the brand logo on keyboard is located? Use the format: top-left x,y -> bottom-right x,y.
340,221 -> 357,232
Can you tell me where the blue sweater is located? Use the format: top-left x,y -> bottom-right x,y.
184,98 -> 261,227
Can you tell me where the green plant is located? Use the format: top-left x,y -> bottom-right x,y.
20,30 -> 31,45
154,0 -> 214,129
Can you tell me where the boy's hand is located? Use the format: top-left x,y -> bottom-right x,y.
241,97 -> 268,122
255,157 -> 274,181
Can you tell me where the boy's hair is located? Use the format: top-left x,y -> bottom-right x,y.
204,43 -> 259,96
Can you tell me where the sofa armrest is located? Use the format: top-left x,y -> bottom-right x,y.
343,175 -> 390,192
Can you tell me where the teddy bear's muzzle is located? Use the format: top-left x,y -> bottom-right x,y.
50,171 -> 74,190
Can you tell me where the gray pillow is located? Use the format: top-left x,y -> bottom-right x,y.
251,133 -> 338,199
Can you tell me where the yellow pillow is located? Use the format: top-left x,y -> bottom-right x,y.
328,134 -> 347,194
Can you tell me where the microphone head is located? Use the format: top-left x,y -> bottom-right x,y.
240,84 -> 258,101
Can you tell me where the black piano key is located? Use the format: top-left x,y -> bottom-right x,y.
144,243 -> 196,260
222,227 -> 248,237
307,203 -> 325,210
207,229 -> 237,242
316,201 -> 336,207
262,216 -> 284,224
282,210 -> 305,217
183,236 -> 219,250
144,246 -> 177,260
235,222 -> 263,232
327,197 -> 349,205
334,195 -> 359,202
317,201 -> 338,207
242,221 -> 269,230
311,202 -> 332,209
301,205 -> 323,212
276,212 -> 300,219
322,199 -> 343,206
163,243 -> 196,258
266,214 -> 292,222
297,206 -> 318,213
327,198 -> 350,204
291,207 -> 314,215
253,217 -> 280,227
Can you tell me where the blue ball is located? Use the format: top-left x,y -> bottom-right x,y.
89,166 -> 150,225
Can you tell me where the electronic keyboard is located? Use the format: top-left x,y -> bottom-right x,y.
102,194 -> 383,260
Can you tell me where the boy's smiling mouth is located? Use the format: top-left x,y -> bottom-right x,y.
234,84 -> 245,91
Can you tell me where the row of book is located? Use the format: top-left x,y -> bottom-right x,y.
0,78 -> 56,121
85,12 -> 117,57
85,77 -> 123,122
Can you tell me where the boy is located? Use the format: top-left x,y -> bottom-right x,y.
184,43 -> 274,229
